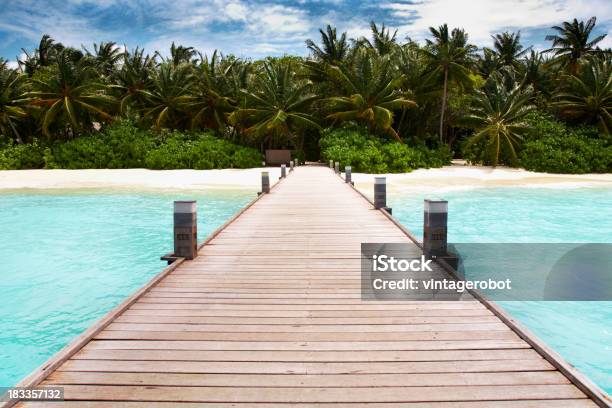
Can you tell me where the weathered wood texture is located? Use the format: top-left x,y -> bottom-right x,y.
15,166 -> 605,407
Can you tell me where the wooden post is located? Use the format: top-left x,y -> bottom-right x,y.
374,177 -> 386,209
290,160 -> 294,172
260,171 -> 270,194
423,199 -> 448,258
329,160 -> 333,169
281,164 -> 286,178
334,161 -> 339,174
345,166 -> 352,184
173,201 -> 197,260
374,177 -> 392,214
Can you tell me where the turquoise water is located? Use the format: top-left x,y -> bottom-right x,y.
387,186 -> 612,394
0,189 -> 254,387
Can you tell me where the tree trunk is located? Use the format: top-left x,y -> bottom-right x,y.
439,68 -> 448,145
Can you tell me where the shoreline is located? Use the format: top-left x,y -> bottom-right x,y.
0,165 -> 611,193
352,165 -> 612,195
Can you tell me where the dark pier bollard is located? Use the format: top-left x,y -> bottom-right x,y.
373,177 -> 392,214
423,198 -> 450,257
423,199 -> 458,268
290,160 -> 294,172
334,161 -> 339,174
259,171 -> 270,195
345,166 -> 352,184
173,200 -> 198,260
374,177 -> 386,209
281,164 -> 287,178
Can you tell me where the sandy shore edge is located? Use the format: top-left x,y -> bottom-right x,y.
0,165 -> 611,193
352,165 -> 612,196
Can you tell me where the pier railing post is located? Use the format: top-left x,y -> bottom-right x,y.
374,177 -> 391,213
334,161 -> 339,174
345,166 -> 352,184
423,199 -> 448,258
173,201 -> 197,260
260,171 -> 270,194
290,160 -> 294,172
281,164 -> 286,178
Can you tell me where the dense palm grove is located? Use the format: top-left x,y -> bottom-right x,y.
0,17 -> 610,173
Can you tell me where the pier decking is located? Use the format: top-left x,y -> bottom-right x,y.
11,166 -> 609,407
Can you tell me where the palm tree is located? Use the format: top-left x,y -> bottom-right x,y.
554,57 -> 611,134
156,43 -> 197,66
492,31 -> 530,67
189,51 -> 238,131
84,41 -> 124,77
28,51 -> 116,138
114,47 -> 156,115
545,17 -> 606,74
422,24 -> 477,143
229,61 -> 319,149
305,25 -> 350,64
140,62 -> 194,130
518,51 -> 555,103
357,22 -> 398,56
477,48 -> 502,78
324,48 -> 416,141
0,64 -> 29,143
463,71 -> 535,166
19,34 -> 65,76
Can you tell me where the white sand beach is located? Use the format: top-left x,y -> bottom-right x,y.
0,164 -> 611,192
0,168 -> 283,191
352,163 -> 612,196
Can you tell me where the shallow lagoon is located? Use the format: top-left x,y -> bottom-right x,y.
387,186 -> 612,394
0,189 -> 255,387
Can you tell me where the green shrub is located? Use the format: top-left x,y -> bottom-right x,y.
0,122 -> 263,170
518,111 -> 611,174
0,141 -> 46,169
520,133 -> 612,174
462,110 -> 611,173
144,133 -> 262,170
319,127 -> 451,173
521,110 -> 567,141
46,121 -> 155,169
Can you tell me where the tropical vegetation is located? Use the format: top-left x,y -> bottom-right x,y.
0,16 -> 610,173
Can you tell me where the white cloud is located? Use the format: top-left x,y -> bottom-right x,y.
599,29 -> 612,48
387,0 -> 612,45
0,3 -> 120,51
224,2 -> 249,22
6,60 -> 20,69
247,5 -> 311,35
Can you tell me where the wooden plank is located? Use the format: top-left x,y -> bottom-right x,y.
73,348 -> 540,362
113,314 -> 501,325
94,330 -> 521,341
57,359 -> 554,374
122,308 -> 494,317
45,371 -> 569,387
104,322 -> 510,332
17,400 -> 600,408
16,384 -> 586,402
86,339 -> 530,351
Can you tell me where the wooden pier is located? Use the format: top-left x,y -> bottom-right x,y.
8,166 -> 610,407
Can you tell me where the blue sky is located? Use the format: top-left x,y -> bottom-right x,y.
1,0 -> 610,67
